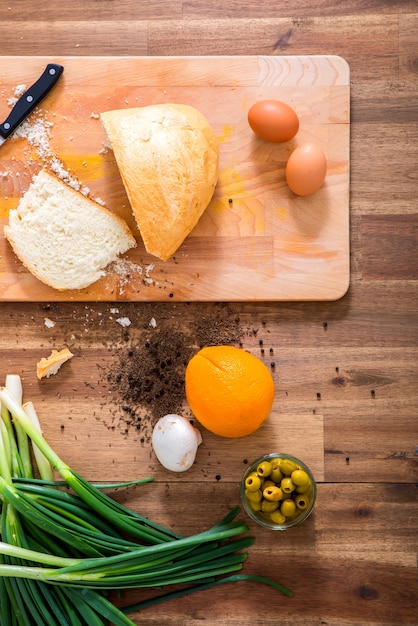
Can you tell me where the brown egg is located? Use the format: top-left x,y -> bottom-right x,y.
248,100 -> 299,143
285,143 -> 327,196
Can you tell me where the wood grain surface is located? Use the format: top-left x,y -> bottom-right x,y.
0,2 -> 417,626
0,55 -> 350,302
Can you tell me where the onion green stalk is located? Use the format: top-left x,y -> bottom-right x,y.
5,374 -> 32,480
22,401 -> 54,482
12,476 -> 154,490
121,573 -> 293,614
0,378 -> 292,625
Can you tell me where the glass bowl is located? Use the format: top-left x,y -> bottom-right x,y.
240,453 -> 317,530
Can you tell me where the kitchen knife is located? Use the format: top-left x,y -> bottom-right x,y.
0,63 -> 64,147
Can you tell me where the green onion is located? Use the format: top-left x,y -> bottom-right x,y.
0,378 -> 292,625
1,387 -> 179,545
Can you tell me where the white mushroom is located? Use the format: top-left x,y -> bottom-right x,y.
151,414 -> 202,472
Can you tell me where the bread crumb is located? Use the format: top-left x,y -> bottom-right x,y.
13,114 -> 52,158
116,317 -> 131,327
44,317 -> 55,328
14,84 -> 27,97
144,263 -> 155,285
7,99 -> 93,200
37,347 -> 74,379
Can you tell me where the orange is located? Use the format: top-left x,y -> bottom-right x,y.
185,345 -> 274,438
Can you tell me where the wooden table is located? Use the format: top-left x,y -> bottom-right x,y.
0,2 -> 417,625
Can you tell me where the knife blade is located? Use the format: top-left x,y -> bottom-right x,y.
0,63 -> 64,147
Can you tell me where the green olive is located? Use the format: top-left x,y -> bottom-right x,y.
278,459 -> 299,475
245,488 -> 262,503
296,483 -> 311,494
248,499 -> 262,512
263,485 -> 283,502
280,477 -> 295,493
269,510 -> 286,524
261,499 -> 279,513
270,467 -> 284,482
256,461 -> 273,477
245,473 -> 262,492
261,479 -> 275,491
280,498 -> 296,517
291,469 -> 310,486
295,493 -> 310,510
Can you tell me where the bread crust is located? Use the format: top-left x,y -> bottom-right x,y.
101,104 -> 219,261
36,348 -> 74,379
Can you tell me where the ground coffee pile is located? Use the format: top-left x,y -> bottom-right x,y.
107,329 -> 194,423
104,313 -> 244,439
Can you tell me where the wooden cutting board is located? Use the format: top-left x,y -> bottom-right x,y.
0,55 -> 350,302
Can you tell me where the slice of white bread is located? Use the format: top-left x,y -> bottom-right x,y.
4,169 -> 136,290
101,103 -> 219,262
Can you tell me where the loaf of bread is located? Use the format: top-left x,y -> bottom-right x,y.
101,103 -> 219,261
4,169 -> 136,290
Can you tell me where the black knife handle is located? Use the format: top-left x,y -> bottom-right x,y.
0,63 -> 64,140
